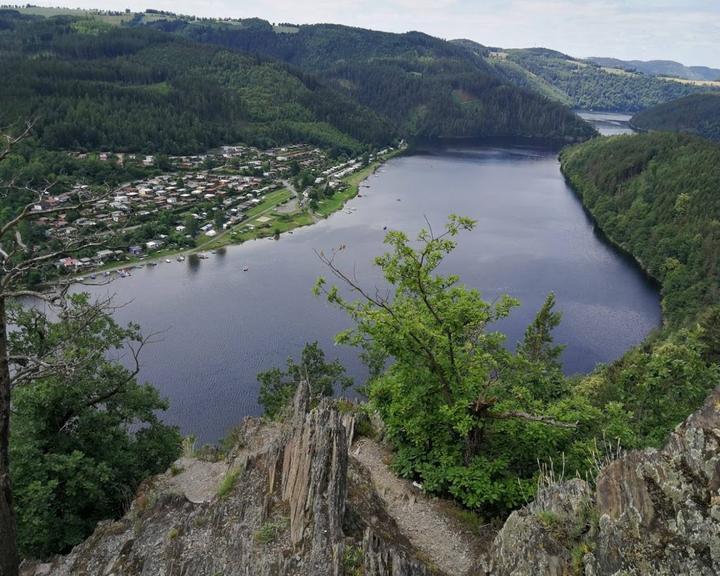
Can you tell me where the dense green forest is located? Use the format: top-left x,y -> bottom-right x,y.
631,94 -> 720,142
0,10 -> 393,154
561,132 -> 720,323
141,18 -> 596,141
0,10 -> 595,155
487,47 -> 718,112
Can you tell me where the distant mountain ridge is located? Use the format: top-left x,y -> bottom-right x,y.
481,46 -> 719,112
631,94 -> 720,142
587,57 -> 720,82
141,18 -> 595,142
0,8 -> 596,153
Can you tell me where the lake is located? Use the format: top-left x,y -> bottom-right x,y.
76,118 -> 659,443
577,111 -> 635,136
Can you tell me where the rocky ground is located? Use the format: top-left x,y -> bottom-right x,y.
20,384 -> 720,575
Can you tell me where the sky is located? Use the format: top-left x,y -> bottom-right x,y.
22,0 -> 720,67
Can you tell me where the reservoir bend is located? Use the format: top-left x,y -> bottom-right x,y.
77,131 -> 660,442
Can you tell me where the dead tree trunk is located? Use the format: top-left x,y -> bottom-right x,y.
0,296 -> 19,576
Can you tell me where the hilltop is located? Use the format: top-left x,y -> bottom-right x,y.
481,46 -> 720,112
587,57 -> 720,82
0,8 -> 594,154
631,93 -> 720,142
0,10 -> 392,154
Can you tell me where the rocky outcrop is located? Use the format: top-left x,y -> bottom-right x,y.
487,386 -> 720,576
21,384 -> 720,576
22,382 -> 431,576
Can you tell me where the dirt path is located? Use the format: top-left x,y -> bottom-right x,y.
351,438 -> 491,576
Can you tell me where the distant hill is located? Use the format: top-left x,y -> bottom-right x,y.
138,18 -> 596,142
0,10 -> 394,154
631,94 -> 720,142
485,47 -> 718,112
587,57 -> 720,82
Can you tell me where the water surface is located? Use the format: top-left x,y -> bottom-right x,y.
577,111 -> 635,136
78,143 -> 660,442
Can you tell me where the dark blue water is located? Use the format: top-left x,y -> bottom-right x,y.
76,142 -> 660,442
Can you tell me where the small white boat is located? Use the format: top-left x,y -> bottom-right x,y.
165,259 -> 171,263
177,256 -> 185,262
243,266 -> 249,272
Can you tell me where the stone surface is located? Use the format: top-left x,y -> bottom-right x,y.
22,382 -> 432,576
486,386 -> 720,576
20,385 -> 720,576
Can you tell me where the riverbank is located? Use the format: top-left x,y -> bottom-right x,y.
558,161 -> 664,311
73,148 -> 403,279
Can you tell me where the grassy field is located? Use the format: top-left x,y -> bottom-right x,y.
9,6 -> 177,25
659,76 -> 720,87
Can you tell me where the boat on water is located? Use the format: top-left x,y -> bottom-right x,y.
177,256 -> 185,262
77,276 -> 85,282
198,253 -> 209,259
243,266 -> 249,272
90,274 -> 96,280
165,259 -> 171,263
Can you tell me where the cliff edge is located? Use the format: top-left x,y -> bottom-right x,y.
21,384 -> 720,576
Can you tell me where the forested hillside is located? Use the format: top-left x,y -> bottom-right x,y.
142,18 -> 596,142
561,133 -> 720,323
631,94 -> 720,142
0,10 -> 393,154
487,47 -> 717,112
559,133 -> 720,452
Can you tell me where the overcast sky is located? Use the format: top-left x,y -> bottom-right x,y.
26,0 -> 720,67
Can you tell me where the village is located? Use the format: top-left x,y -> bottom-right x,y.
34,143 -> 395,275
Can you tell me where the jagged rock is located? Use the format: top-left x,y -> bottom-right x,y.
486,479 -> 593,576
589,386 -> 720,576
362,528 -> 433,576
486,386 -> 720,576
23,384 -> 720,576
21,383 -> 434,576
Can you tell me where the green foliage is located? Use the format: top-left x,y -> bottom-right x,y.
631,94 -> 720,142
342,543 -> 364,576
217,468 -> 241,499
8,294 -> 181,558
253,517 -> 289,544
316,216 -> 619,513
144,18 -> 595,142
517,292 -> 565,369
493,48 -> 717,112
257,341 -> 352,419
562,133 -> 720,446
0,12 -> 391,154
561,133 -> 720,324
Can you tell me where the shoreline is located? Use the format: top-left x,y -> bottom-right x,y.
558,159 -> 666,325
67,149 -> 404,281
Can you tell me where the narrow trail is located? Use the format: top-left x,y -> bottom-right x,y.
351,437 -> 492,576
